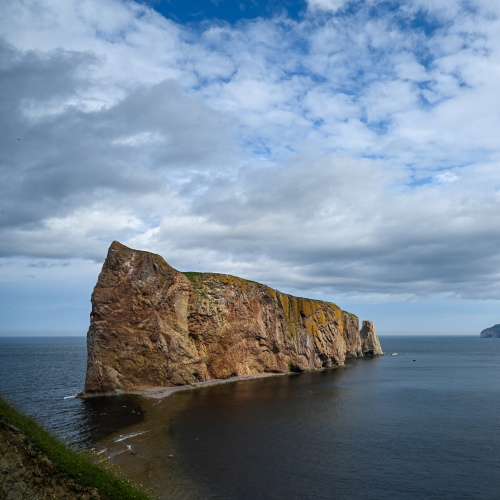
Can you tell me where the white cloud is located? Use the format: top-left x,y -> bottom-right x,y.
1,0 -> 500,305
435,171 -> 459,183
306,0 -> 350,13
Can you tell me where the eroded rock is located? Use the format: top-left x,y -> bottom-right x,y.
360,320 -> 383,356
83,242 -> 383,396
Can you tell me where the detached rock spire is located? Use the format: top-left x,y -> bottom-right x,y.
360,321 -> 383,356
83,241 -> 383,396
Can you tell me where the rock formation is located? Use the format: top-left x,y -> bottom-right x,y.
83,241 -> 383,396
480,324 -> 500,338
360,320 -> 383,355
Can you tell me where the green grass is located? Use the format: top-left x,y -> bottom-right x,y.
0,394 -> 153,500
182,271 -> 263,287
181,272 -> 344,308
181,271 -> 208,279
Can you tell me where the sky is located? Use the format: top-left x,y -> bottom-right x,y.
1,0 -> 500,335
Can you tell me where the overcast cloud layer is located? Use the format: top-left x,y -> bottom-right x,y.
2,0 -> 500,316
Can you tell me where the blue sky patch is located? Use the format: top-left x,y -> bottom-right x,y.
138,0 -> 308,24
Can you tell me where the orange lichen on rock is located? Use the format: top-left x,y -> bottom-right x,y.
82,241 -> 382,396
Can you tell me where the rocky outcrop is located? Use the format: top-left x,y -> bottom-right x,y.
480,324 -> 500,338
83,242 -> 383,396
341,311 -> 364,358
360,320 -> 383,355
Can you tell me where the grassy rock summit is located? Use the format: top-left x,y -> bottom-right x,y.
83,242 -> 382,396
480,324 -> 500,338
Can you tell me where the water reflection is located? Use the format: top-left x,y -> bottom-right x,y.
94,339 -> 500,500
5,337 -> 500,500
94,364 -> 373,500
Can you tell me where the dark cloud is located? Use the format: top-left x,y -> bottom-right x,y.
1,0 -> 500,305
148,154 -> 500,299
0,39 -> 237,241
28,261 -> 69,268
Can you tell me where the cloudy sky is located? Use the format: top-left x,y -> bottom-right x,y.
1,0 -> 500,335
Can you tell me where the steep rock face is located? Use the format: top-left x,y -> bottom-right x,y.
83,242 -> 382,396
360,321 -> 383,355
341,311 -> 363,358
480,324 -> 500,338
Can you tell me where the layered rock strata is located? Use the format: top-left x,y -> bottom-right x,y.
83,241 -> 383,396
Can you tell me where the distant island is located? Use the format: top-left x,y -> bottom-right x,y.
82,241 -> 382,397
480,324 -> 500,338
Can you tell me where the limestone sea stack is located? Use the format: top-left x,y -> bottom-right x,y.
82,241 -> 383,396
480,324 -> 500,338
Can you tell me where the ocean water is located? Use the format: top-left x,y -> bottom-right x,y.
1,336 -> 500,499
0,337 -> 144,445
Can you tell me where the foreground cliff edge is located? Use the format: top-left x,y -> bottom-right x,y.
82,241 -> 382,397
0,394 -> 153,500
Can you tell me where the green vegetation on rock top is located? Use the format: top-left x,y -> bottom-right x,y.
287,294 -> 332,305
181,272 -> 339,308
0,394 -> 153,500
181,271 -> 258,285
181,271 -> 207,278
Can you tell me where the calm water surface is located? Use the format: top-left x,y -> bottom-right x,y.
1,336 -> 500,499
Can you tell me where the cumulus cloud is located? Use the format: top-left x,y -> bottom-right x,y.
1,0 -> 500,305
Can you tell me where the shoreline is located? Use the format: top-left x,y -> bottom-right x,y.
81,354 -> 392,400
79,370 -> 313,399
137,371 -> 296,399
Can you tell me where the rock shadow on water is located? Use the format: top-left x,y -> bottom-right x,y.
76,395 -> 145,447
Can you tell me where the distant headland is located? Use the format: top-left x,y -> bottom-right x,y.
81,241 -> 382,397
480,324 -> 500,338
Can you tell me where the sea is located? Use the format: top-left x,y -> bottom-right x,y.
1,336 -> 500,500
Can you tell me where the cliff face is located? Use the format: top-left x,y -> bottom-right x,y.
360,320 -> 383,355
83,242 -> 382,396
480,324 -> 500,338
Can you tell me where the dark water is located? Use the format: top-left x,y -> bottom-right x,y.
2,336 -> 500,499
0,337 -> 144,445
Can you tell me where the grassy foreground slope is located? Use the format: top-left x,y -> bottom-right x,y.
0,394 -> 153,500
